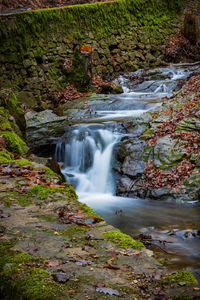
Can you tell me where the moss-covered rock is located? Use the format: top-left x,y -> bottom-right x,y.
66,47 -> 92,91
0,148 -> 14,163
102,229 -> 144,249
0,106 -> 28,155
164,270 -> 198,286
0,241 -> 64,300
28,183 -> 77,201
0,90 -> 26,133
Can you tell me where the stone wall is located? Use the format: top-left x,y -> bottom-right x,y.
0,0 -> 182,106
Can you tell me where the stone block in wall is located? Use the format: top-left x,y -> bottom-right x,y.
135,51 -> 145,61
146,53 -> 156,63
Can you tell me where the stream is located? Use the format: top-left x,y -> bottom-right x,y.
54,65 -> 200,275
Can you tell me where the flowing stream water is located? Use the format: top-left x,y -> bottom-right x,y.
55,65 -> 200,275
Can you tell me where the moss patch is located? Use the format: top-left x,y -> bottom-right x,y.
102,229 -> 144,249
60,224 -> 89,238
0,90 -> 26,133
2,131 -> 28,155
0,106 -> 28,155
35,213 -> 59,222
78,203 -> 103,220
0,148 -> 14,163
28,183 -> 77,201
0,241 -> 64,300
165,270 -> 198,286
0,0 -> 181,59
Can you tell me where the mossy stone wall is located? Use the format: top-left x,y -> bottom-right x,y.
180,0 -> 200,42
0,0 -> 182,104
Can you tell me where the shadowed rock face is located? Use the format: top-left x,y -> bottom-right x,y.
184,13 -> 197,45
25,110 -> 68,154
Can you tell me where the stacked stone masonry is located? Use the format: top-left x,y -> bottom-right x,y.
0,0 -> 185,103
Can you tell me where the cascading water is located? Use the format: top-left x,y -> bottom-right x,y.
55,66 -> 195,198
55,125 -> 119,195
54,65 -> 200,271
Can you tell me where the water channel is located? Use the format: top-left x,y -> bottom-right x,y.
54,65 -> 200,275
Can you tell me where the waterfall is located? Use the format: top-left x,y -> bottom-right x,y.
55,125 -> 118,195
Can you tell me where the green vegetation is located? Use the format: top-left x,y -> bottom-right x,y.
28,183 -> 77,201
0,241 -> 63,300
0,0 -> 182,57
79,203 -> 103,220
67,47 -> 90,91
35,214 -> 59,222
42,167 -> 59,178
165,270 -> 198,286
2,131 -> 28,155
0,106 -> 28,155
102,229 -> 144,249
0,148 -> 14,163
0,91 -> 26,133
60,224 -> 88,238
173,293 -> 193,300
11,159 -> 33,166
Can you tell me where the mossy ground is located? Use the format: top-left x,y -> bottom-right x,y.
165,270 -> 198,286
0,241 -> 64,300
102,229 -> 144,249
28,183 -> 77,201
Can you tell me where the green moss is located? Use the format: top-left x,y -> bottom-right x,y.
0,241 -> 63,300
12,159 -> 33,166
67,47 -> 90,91
16,193 -> 34,207
78,203 -> 103,220
42,167 -> 58,178
173,293 -> 193,300
0,0 -> 181,57
49,66 -> 58,80
60,224 -> 88,239
102,229 -> 144,249
165,270 -> 198,286
0,107 -> 12,130
0,91 -> 26,133
2,131 -> 28,155
0,106 -> 28,155
28,183 -> 77,201
0,148 -> 14,163
35,214 -> 59,222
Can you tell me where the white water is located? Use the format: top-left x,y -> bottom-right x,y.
54,65 -> 200,269
55,126 -> 119,195
55,66 -> 193,199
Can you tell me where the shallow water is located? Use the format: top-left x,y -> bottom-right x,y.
55,65 -> 200,271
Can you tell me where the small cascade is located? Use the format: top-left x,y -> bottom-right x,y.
54,64 -> 200,271
55,125 -> 119,194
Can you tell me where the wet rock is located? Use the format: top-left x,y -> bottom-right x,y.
96,287 -> 120,296
121,141 -> 146,177
25,110 -> 68,153
110,82 -> 123,94
0,211 -> 10,218
53,272 -> 70,283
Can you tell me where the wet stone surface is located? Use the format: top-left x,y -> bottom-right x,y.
0,158 -> 199,299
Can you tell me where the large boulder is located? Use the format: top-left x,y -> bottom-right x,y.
25,110 -> 68,153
